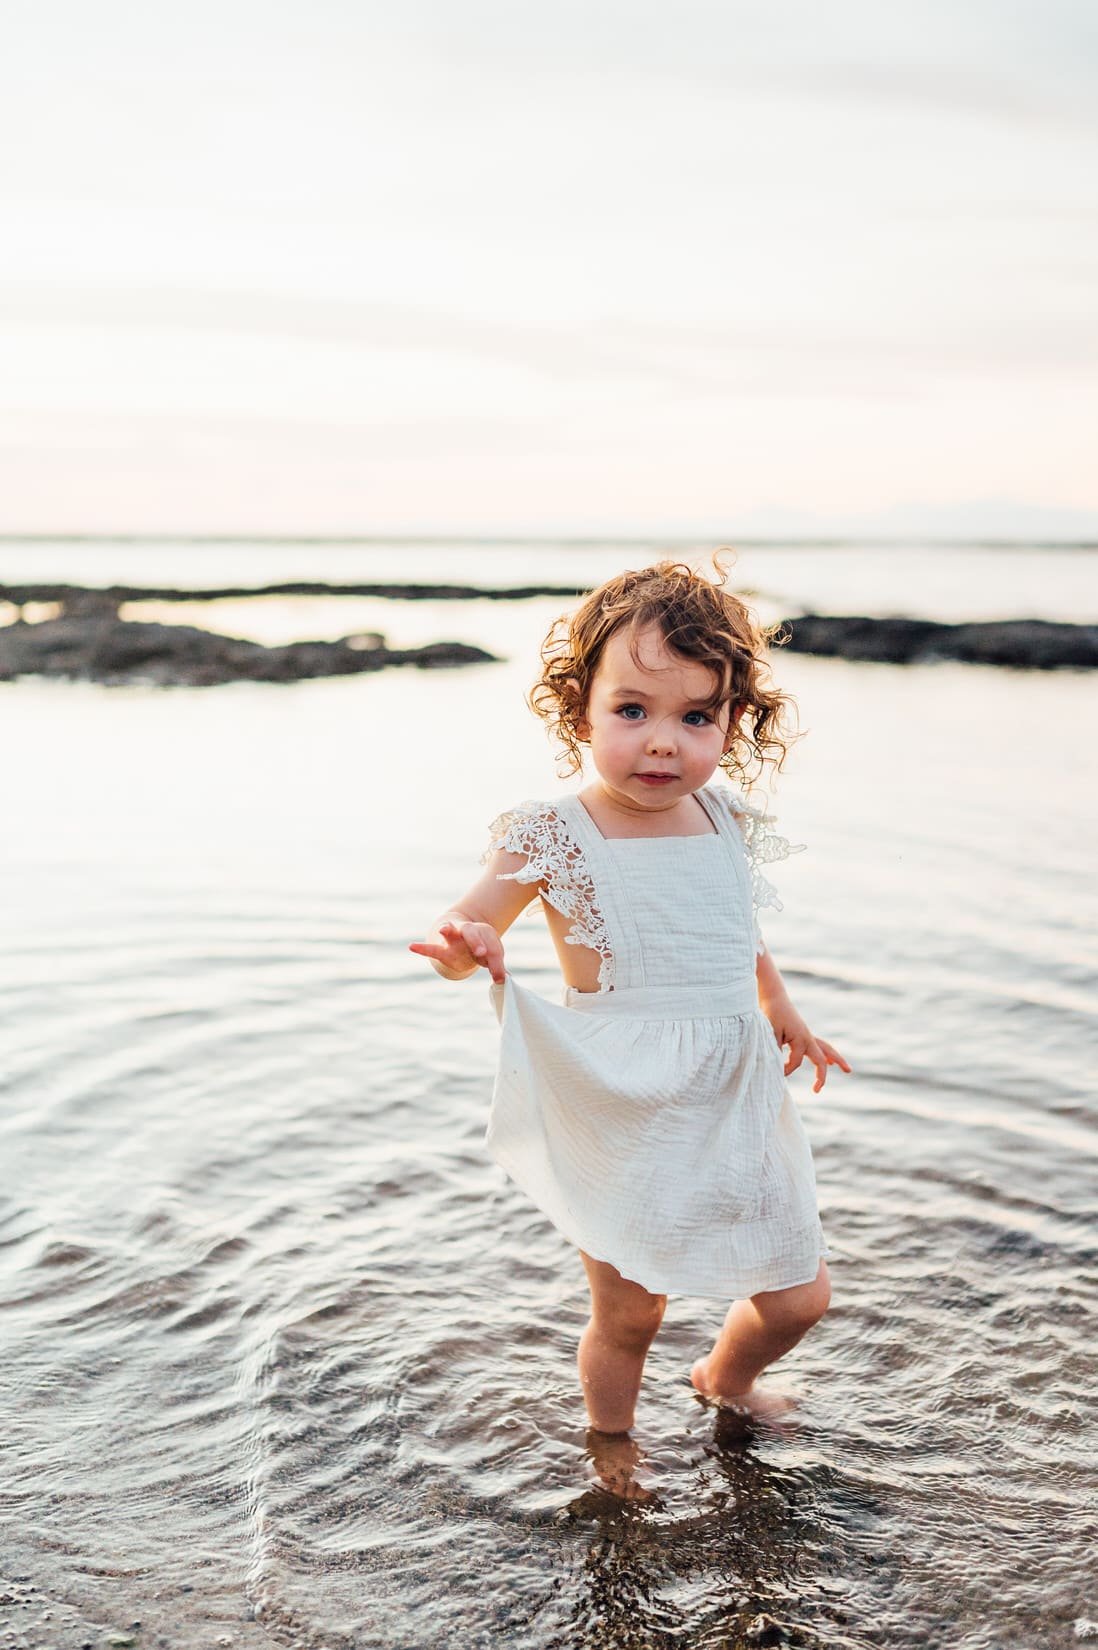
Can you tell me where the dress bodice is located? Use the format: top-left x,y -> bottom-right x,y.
484,783 -> 803,994
551,790 -> 756,992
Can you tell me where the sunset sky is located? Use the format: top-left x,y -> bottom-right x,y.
2,0 -> 1096,536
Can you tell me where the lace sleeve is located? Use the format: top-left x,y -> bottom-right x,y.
721,790 -> 806,955
481,800 -> 614,989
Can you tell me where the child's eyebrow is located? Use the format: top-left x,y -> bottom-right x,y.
607,686 -> 720,706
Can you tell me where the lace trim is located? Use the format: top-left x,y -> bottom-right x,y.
482,800 -> 615,990
717,788 -> 806,954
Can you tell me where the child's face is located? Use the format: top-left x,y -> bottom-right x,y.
574,623 -> 738,810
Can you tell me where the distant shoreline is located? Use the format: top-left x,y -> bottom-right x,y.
1,582 -> 1095,680
0,579 -> 584,605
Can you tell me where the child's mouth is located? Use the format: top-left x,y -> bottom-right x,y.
637,774 -> 676,784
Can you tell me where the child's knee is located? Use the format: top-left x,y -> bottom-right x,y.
802,1268 -> 832,1326
758,1266 -> 831,1335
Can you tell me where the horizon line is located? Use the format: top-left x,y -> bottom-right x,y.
1,532 -> 1096,551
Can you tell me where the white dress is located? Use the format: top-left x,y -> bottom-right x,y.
482,783 -> 826,1299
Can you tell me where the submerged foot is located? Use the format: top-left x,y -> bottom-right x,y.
583,1428 -> 660,1504
689,1359 -> 797,1427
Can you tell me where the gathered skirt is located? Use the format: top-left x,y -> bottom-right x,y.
487,973 -> 827,1298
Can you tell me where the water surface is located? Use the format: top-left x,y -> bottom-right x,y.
1,542 -> 1095,1649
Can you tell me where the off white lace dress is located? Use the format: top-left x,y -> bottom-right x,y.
482,783 -> 827,1299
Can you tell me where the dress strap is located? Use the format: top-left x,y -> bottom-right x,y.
552,793 -> 607,854
698,783 -> 806,955
695,784 -> 736,839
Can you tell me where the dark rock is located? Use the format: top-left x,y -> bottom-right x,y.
57,588 -> 122,618
0,614 -> 496,687
3,579 -> 1091,677
778,614 -> 1098,670
0,578 -> 581,607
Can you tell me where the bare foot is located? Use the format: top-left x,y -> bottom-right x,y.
583,1428 -> 660,1504
690,1358 -> 797,1425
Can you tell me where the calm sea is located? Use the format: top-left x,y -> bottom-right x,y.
1,540 -> 1095,1650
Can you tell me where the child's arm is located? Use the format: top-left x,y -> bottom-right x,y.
755,941 -> 852,1094
408,848 -> 543,984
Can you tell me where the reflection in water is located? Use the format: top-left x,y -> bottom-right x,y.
551,1419 -> 884,1650
579,1426 -> 665,1505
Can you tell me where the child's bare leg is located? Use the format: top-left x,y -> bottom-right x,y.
577,1250 -> 667,1433
691,1260 -> 831,1417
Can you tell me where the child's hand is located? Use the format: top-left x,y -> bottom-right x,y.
408,919 -> 507,984
763,1001 -> 851,1094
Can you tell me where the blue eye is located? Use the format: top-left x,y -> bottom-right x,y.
617,704 -> 645,720
684,710 -> 711,726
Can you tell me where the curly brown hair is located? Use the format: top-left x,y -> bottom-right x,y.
528,550 -> 799,785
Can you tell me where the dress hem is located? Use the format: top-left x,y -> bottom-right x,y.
487,1137 -> 829,1301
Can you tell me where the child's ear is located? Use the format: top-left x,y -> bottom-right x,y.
723,701 -> 745,751
565,676 -> 590,741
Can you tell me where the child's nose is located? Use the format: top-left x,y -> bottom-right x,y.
647,721 -> 677,753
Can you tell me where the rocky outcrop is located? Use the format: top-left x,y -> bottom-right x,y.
0,609 -> 495,686
1,583 -> 1093,681
0,578 -> 581,607
776,614 -> 1098,670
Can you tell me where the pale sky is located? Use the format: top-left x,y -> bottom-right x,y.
2,0 -> 1097,536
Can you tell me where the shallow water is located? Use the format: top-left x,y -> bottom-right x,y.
1,543 -> 1096,1650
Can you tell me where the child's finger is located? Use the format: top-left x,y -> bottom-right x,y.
818,1039 -> 852,1073
806,1039 -> 829,1092
440,922 -> 477,950
474,939 -> 506,983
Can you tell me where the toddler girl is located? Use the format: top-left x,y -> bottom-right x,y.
410,557 -> 849,1487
